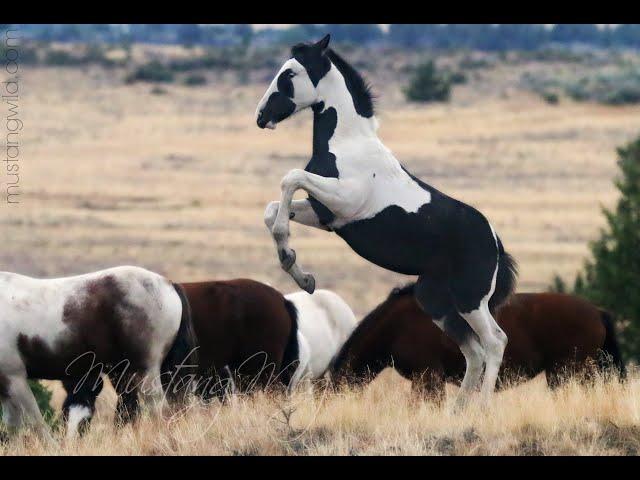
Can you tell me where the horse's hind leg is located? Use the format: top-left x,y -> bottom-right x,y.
138,365 -> 167,418
415,277 -> 484,408
108,371 -> 141,427
433,313 -> 486,409
458,301 -> 506,401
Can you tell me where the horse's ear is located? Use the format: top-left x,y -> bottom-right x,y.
316,34 -> 330,52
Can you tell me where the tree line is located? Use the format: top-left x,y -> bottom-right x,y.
15,24 -> 640,50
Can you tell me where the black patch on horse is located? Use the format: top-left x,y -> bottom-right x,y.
0,371 -> 9,398
261,92 -> 296,126
305,103 -> 339,226
291,42 -> 331,86
277,69 -> 295,98
389,283 -> 417,298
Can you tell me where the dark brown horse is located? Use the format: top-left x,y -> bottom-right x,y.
62,278 -> 299,433
331,285 -> 625,401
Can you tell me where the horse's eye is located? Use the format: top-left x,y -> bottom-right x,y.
288,71 -> 296,78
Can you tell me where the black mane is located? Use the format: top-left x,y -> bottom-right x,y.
325,49 -> 375,118
388,282 -> 417,299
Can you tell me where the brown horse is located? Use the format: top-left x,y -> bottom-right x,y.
62,278 -> 299,433
331,285 -> 625,400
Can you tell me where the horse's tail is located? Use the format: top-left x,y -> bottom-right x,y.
161,283 -> 199,399
488,235 -> 518,314
597,308 -> 626,380
279,298 -> 300,388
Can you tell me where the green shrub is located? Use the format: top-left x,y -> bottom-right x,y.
44,50 -> 84,67
83,44 -> 120,68
525,68 -> 640,106
458,56 -> 493,70
404,61 -> 451,103
0,381 -> 57,429
183,74 -> 207,86
150,86 -> 168,95
540,90 -> 560,105
125,61 -> 174,84
448,70 -> 468,85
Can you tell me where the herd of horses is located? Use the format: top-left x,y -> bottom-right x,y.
0,35 -> 628,443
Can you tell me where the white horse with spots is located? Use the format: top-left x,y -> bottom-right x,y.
0,265 -> 194,439
287,289 -> 357,389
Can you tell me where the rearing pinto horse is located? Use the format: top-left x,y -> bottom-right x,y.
256,35 -> 517,406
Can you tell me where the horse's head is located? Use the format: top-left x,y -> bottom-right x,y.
255,34 -> 331,129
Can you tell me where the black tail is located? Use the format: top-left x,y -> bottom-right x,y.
489,236 -> 518,314
597,309 -> 626,380
161,283 -> 199,400
279,299 -> 300,388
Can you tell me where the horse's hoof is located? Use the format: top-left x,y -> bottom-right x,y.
300,274 -> 316,294
278,248 -> 296,271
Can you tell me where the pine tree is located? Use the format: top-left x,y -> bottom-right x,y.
572,135 -> 640,361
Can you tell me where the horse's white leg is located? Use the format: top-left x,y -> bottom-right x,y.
139,366 -> 166,418
433,316 -> 485,410
65,405 -> 93,440
5,376 -> 51,439
458,301 -> 507,401
264,199 -> 331,232
1,398 -> 19,429
270,169 -> 364,292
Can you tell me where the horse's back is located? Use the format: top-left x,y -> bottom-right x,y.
286,289 -> 356,379
180,279 -> 295,372
499,293 -> 606,371
0,265 -> 182,380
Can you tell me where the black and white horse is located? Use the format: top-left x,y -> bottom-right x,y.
256,35 -> 517,406
0,266 -> 194,438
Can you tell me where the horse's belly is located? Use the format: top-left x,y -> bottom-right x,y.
335,206 -> 445,276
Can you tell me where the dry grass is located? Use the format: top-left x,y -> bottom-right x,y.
2,371 -> 639,455
2,50 -> 640,455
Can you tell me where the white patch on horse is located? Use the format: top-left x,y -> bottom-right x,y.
286,289 -> 357,387
66,405 -> 92,440
302,63 -> 432,229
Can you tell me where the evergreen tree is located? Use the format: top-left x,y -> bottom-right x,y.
571,135 -> 640,361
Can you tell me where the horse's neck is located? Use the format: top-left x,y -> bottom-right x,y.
315,67 -> 379,147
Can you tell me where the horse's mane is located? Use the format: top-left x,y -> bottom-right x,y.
325,48 -> 376,118
387,282 -> 417,299
330,282 -> 415,373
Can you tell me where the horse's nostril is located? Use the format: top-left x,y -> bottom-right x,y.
258,110 -> 264,120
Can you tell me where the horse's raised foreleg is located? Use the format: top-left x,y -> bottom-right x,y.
270,169 -> 363,293
264,199 -> 331,232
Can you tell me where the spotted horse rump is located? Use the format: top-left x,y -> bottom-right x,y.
0,265 -> 195,439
